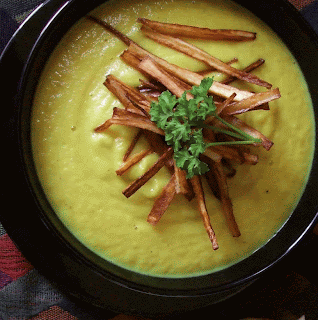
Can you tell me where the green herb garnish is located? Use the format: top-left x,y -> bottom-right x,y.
150,77 -> 261,179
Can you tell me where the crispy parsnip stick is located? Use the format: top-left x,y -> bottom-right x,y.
202,148 -> 223,163
212,145 -> 258,165
242,152 -> 259,165
138,56 -> 191,98
104,75 -> 137,112
122,50 -> 192,98
104,75 -> 151,114
143,131 -> 175,175
86,15 -> 134,46
140,26 -> 272,89
221,88 -> 281,116
210,161 -> 241,237
221,58 -> 265,85
123,147 -> 173,198
138,18 -> 256,41
116,148 -> 153,176
126,44 -> 254,101
125,93 -> 151,118
222,115 -> 274,150
221,159 -> 237,178
204,170 -> 221,200
197,57 -> 238,75
207,145 -> 243,164
138,78 -> 166,92
216,93 -> 237,115
147,174 -> 177,225
94,107 -> 164,135
190,175 -> 219,250
173,162 -> 194,201
123,129 -> 143,161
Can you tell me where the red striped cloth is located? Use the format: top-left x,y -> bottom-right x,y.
0,234 -> 33,283
31,306 -> 78,320
289,0 -> 315,9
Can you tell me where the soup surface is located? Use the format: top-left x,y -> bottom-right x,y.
31,0 -> 315,276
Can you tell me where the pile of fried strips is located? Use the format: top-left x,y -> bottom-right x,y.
87,16 -> 281,250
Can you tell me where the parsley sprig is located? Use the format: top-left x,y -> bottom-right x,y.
150,77 -> 261,179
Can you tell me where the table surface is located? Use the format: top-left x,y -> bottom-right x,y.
1,0 -> 318,319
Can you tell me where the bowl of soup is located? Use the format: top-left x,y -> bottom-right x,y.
1,0 -> 317,316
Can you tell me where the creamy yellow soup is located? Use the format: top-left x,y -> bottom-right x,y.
31,0 -> 315,276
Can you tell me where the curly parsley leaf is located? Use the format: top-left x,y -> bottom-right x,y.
190,77 -> 213,97
188,129 -> 207,157
174,147 -> 209,179
186,156 -> 209,179
174,147 -> 192,168
150,90 -> 177,129
165,118 -> 191,151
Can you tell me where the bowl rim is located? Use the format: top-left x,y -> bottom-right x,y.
1,0 -> 318,312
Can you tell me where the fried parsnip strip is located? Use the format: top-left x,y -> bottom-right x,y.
204,110 -> 273,150
202,157 -> 223,201
116,148 -> 153,176
123,147 -> 173,198
138,18 -> 256,41
197,57 -> 238,76
190,175 -> 219,250
140,26 -> 272,89
138,78 -> 166,92
123,50 -> 192,98
147,174 -> 177,225
104,75 -> 151,114
221,58 -> 265,85
242,152 -> 259,165
138,56 -> 191,98
202,148 -> 223,163
138,89 -> 162,99
222,115 -> 274,150
86,15 -> 134,46
221,159 -> 237,178
173,162 -> 194,201
104,75 -> 136,112
120,83 -> 151,113
204,168 -> 221,200
126,44 -> 254,101
221,88 -> 281,116
207,141 -> 244,164
125,93 -> 151,118
94,107 -> 164,135
208,145 -> 257,164
203,128 -> 258,164
216,93 -> 237,115
143,131 -> 175,175
210,161 -> 241,237
123,129 -> 143,161
123,49 -> 188,100
121,49 -> 143,69
109,106 -> 147,123
143,131 -> 167,155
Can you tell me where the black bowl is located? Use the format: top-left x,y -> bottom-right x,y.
1,0 -> 318,316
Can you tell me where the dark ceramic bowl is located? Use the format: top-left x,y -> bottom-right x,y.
1,0 -> 318,316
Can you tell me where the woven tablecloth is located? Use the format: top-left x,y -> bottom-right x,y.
1,0 -> 318,319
